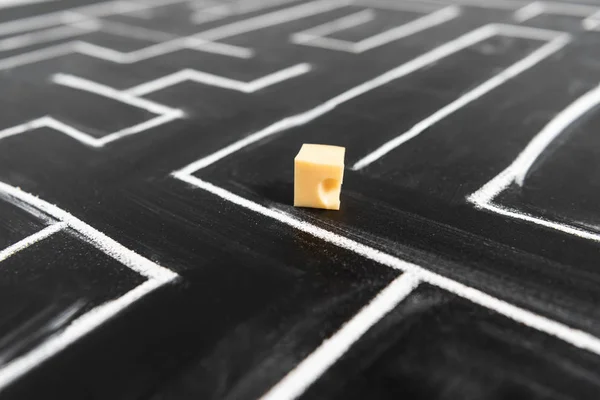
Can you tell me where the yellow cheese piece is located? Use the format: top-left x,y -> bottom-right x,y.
294,144 -> 345,210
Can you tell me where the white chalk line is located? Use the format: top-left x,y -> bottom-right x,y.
236,0 -> 300,13
45,116 -> 112,147
0,279 -> 164,391
21,115 -> 183,149
0,21 -> 100,52
0,0 -> 54,10
260,272 -> 420,400
129,0 -> 192,8
86,19 -> 255,59
118,6 -> 156,20
190,1 -> 228,13
0,73 -> 184,147
514,1 -> 600,29
293,5 -> 460,54
352,31 -> 570,170
84,16 -> 176,42
0,222 -> 66,264
292,35 -> 355,52
184,36 -> 253,58
173,174 -> 600,357
191,0 -> 300,24
0,0 -> 188,37
195,0 -> 352,41
0,109 -> 180,149
71,13 -> 256,59
494,22 -> 570,40
292,9 -> 376,41
53,73 -> 181,115
189,0 -> 232,24
0,116 -> 119,148
582,10 -> 600,30
0,118 -> 46,141
512,84 -> 600,186
352,0 -> 441,13
1,29 -> 251,68
0,42 -> 73,70
514,1 -> 600,22
426,0 -> 522,10
513,2 -> 544,22
532,1 -> 599,15
0,181 -> 178,281
98,113 -> 183,145
466,84 -> 600,243
0,181 -> 178,390
476,200 -> 600,243
0,36 -> 250,72
469,82 -> 600,205
187,0 -> 220,9
353,6 -> 461,53
74,39 -> 185,62
418,0 -> 567,11
126,62 -> 311,96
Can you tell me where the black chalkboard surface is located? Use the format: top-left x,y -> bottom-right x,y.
0,0 -> 600,398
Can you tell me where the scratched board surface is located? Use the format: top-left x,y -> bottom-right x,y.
0,0 -> 599,398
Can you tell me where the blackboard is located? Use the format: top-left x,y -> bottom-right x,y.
0,0 -> 600,398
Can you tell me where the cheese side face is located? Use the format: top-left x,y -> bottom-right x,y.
294,144 -> 345,210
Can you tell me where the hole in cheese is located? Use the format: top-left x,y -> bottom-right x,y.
318,178 -> 340,207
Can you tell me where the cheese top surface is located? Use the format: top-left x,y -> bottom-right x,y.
294,144 -> 345,166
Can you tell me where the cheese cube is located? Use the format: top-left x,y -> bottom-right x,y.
294,144 -> 345,210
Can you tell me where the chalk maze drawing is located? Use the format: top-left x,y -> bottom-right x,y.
350,23 -> 570,170
0,0 -> 336,389
168,2 -> 600,400
0,73 -> 185,147
468,84 -> 600,242
290,3 -> 461,53
1,0 -> 600,396
189,0 -> 301,25
512,1 -> 600,28
0,0 -> 354,146
124,62 -> 312,95
0,181 -> 178,391
0,0 -> 53,10
173,31 -> 600,400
